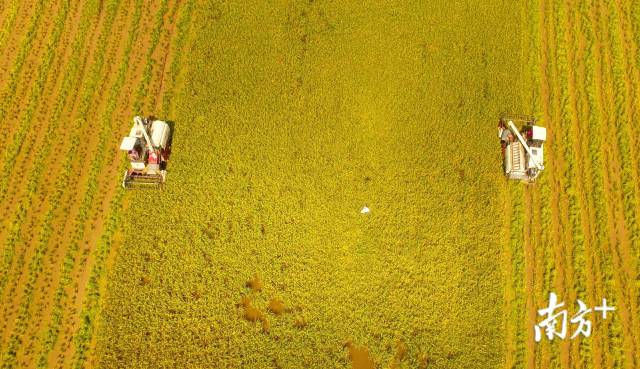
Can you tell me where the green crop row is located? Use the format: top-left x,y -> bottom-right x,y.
133,0 -> 169,115
0,0 -> 74,202
0,0 -> 47,130
0,0 -> 74,305
160,0 -> 195,119
1,0 -> 138,365
1,0 -> 94,320
27,0 -> 126,367
0,0 -> 20,54
0,0 -> 74,326
70,190 -> 124,369
73,2 -> 123,122
1,113 -> 80,369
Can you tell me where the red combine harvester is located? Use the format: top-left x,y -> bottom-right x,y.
119,116 -> 172,189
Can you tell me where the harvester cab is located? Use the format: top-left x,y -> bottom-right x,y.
119,116 -> 171,189
498,114 -> 547,183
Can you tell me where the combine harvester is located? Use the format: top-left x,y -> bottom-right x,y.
119,116 -> 172,189
498,114 -> 547,183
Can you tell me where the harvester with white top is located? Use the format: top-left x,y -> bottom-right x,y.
498,114 -> 547,183
119,116 -> 172,189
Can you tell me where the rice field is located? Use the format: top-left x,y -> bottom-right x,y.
0,1 -> 639,369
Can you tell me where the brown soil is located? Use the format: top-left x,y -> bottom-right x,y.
0,0 -> 39,92
247,274 -> 263,292
345,342 -> 375,369
240,295 -> 269,334
500,184 -> 516,369
244,305 -> 263,322
523,189 -> 536,369
0,0 -> 60,152
268,298 -> 286,315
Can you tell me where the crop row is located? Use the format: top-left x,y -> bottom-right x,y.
525,0 -> 640,367
569,0 -> 605,366
522,1 -> 557,367
0,0 -> 87,299
1,0 -> 135,366
596,1 -> 637,366
511,0 -> 614,368
542,0 -> 569,367
0,0 -> 20,55
583,1 -> 621,367
614,0 -> 640,155
160,0 -> 195,118
549,0 -> 629,367
605,0 -> 640,360
0,0 -> 74,306
534,43 -> 556,369
1,115 -> 81,369
611,0 -> 640,277
530,31 -> 552,369
554,0 -> 593,366
0,0 -> 75,330
28,0 -> 130,367
145,0 -> 179,112
0,0 -> 74,203
504,183 -> 526,368
33,119 -> 85,369
0,0 -> 47,131
133,0 -> 169,114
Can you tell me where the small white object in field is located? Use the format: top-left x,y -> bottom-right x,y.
360,206 -> 370,214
